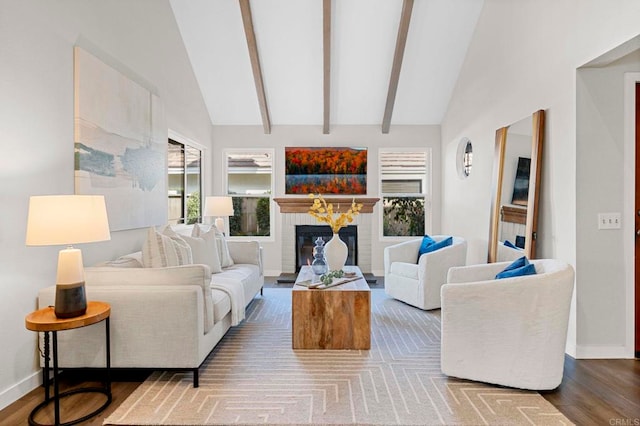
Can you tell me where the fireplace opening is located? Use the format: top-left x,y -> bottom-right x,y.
295,225 -> 357,272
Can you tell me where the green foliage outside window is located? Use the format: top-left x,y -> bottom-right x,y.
383,197 -> 425,236
186,191 -> 200,225
230,197 -> 243,235
256,197 -> 270,236
228,196 -> 270,237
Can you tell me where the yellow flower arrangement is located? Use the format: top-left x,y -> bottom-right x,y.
308,193 -> 363,233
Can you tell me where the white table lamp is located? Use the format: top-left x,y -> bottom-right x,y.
26,195 -> 111,318
204,196 -> 234,232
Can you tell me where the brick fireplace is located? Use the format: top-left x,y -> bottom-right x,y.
274,197 -> 379,274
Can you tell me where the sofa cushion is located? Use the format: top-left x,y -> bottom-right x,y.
142,227 -> 192,268
390,262 -> 419,280
211,264 -> 261,307
210,289 -> 231,323
193,224 -> 234,268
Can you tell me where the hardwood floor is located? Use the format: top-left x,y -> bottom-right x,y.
0,369 -> 150,426
3,279 -> 638,424
541,357 -> 640,424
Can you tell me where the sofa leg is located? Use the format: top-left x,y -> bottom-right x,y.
193,368 -> 199,388
260,286 -> 263,296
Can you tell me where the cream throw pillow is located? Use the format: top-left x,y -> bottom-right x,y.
142,227 -> 193,268
192,224 -> 234,268
178,233 -> 222,274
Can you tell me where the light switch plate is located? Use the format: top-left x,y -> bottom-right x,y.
598,213 -> 621,230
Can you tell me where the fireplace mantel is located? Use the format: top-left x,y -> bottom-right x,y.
274,197 -> 380,214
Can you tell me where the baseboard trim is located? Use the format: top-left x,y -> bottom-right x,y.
0,370 -> 41,411
575,344 -> 634,359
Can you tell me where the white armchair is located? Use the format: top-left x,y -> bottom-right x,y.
383,236 -> 467,310
497,241 -> 524,261
440,259 -> 575,390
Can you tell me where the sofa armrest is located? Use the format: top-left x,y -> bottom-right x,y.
227,241 -> 262,274
85,264 -> 214,333
38,284 -> 205,368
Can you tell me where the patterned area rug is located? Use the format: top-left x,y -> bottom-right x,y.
104,289 -> 572,425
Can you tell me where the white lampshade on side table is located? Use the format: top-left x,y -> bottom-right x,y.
204,196 -> 234,232
26,195 -> 111,318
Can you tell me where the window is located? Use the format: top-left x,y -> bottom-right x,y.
168,139 -> 202,225
379,149 -> 430,237
225,150 -> 273,237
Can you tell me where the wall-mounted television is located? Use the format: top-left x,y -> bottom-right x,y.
285,147 -> 367,194
511,157 -> 531,206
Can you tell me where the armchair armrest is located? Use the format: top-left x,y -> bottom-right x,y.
418,238 -> 467,281
383,239 -> 421,274
446,261 -> 512,284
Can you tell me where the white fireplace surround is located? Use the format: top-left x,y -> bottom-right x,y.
281,213 -> 372,273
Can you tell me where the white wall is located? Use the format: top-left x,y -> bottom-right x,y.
577,51 -> 640,357
211,125 -> 441,276
441,0 -> 640,357
0,0 -> 212,409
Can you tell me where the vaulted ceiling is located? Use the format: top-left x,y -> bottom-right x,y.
169,0 -> 483,133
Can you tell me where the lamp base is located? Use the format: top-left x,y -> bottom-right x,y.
55,282 -> 87,318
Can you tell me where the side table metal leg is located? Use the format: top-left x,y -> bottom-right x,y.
105,317 -> 111,395
43,331 -> 50,402
52,331 -> 60,426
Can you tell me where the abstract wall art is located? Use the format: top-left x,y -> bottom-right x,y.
74,46 -> 167,231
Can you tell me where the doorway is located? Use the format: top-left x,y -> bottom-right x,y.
636,82 -> 640,357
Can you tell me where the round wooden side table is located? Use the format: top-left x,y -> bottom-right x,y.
25,301 -> 112,426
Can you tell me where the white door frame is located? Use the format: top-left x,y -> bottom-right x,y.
623,72 -> 640,358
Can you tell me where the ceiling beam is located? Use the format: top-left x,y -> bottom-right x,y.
239,0 -> 271,134
381,0 -> 414,134
323,0 -> 331,134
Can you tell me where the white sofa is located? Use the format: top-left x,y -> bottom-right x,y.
440,259 -> 575,390
383,236 -> 467,310
37,239 -> 263,387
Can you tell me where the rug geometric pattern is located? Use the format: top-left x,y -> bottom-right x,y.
104,288 -> 573,425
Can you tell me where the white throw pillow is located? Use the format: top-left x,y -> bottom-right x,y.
179,234 -> 222,274
192,223 -> 234,268
142,227 -> 193,268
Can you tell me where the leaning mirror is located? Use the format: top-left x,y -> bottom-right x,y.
488,109 -> 545,262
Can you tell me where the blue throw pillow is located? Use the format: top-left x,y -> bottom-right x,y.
495,256 -> 536,279
417,236 -> 453,262
503,240 -> 522,250
417,235 -> 436,258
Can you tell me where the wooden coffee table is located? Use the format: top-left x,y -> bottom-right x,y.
292,265 -> 370,350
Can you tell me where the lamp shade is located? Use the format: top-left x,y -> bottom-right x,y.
203,196 -> 234,217
26,195 -> 111,246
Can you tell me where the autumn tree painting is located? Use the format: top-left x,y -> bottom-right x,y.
285,147 -> 367,194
